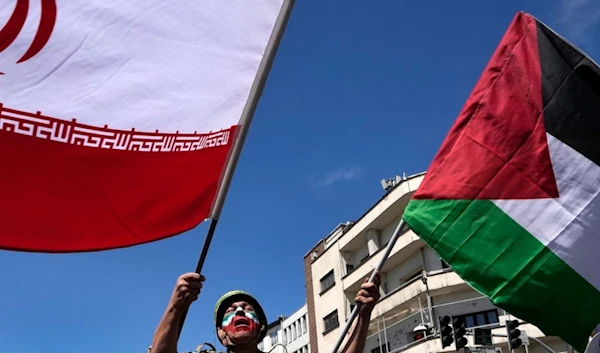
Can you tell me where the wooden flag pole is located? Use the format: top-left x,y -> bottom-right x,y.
177,0 -> 296,336
329,218 -> 410,353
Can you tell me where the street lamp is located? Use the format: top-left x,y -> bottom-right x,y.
413,323 -> 430,341
267,343 -> 289,353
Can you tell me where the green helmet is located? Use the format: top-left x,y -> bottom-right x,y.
214,290 -> 268,341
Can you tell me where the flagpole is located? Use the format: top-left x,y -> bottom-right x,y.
177,0 -> 296,336
329,218 -> 410,353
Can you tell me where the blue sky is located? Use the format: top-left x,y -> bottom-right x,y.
1,1 -> 599,353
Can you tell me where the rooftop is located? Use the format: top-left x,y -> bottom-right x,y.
303,171 -> 426,259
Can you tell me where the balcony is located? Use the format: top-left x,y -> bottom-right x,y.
338,174 -> 424,254
343,270 -> 468,335
373,270 -> 467,319
361,279 -> 562,353
342,228 -> 424,291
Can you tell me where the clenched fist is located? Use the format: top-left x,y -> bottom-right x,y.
355,272 -> 381,316
169,272 -> 205,311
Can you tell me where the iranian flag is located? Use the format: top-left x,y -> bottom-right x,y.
403,12 -> 600,351
0,0 -> 291,252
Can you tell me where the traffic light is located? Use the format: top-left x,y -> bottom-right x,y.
440,316 -> 454,348
507,320 -> 522,349
453,317 -> 468,350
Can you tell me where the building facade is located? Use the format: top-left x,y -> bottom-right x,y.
304,173 -> 570,353
259,305 -> 310,353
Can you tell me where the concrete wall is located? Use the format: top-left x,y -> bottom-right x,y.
381,215 -> 403,246
304,240 -> 325,353
386,252 -> 422,291
311,239 -> 346,350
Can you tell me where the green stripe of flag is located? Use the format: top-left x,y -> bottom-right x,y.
404,199 -> 600,352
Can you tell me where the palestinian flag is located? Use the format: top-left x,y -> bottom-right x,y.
403,12 -> 600,351
0,0 -> 289,252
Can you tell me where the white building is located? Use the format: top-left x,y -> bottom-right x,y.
303,173 -> 570,353
282,304 -> 311,353
259,305 -> 310,353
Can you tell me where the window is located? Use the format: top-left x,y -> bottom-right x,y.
459,309 -> 498,328
287,328 -> 291,344
320,270 -> 335,293
301,316 -> 307,334
453,310 -> 499,345
292,322 -> 297,340
370,343 -> 390,353
270,331 -> 278,345
403,268 -> 422,283
323,310 -> 339,333
346,264 -> 355,274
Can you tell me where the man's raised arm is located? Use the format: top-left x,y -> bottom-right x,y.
340,273 -> 381,353
151,273 -> 205,353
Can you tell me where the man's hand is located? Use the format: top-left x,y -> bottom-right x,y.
168,273 -> 205,312
355,272 -> 381,316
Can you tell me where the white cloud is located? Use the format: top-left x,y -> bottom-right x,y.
552,0 -> 600,48
310,166 -> 363,188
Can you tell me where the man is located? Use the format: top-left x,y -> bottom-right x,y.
151,272 -> 381,353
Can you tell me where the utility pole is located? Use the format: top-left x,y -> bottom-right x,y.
421,274 -> 434,329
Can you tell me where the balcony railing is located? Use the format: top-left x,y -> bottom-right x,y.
342,229 -> 423,291
363,290 -> 558,353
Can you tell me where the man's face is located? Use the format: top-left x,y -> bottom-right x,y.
218,300 -> 262,346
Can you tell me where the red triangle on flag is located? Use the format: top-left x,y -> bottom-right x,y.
414,12 -> 558,200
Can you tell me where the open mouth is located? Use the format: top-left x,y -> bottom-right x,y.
233,317 -> 250,327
